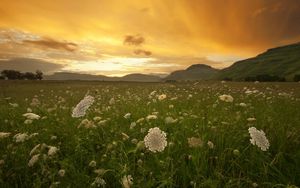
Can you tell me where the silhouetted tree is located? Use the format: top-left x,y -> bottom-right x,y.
22,72 -> 36,80
294,74 -> 300,82
0,75 -> 4,80
1,70 -> 23,80
35,70 -> 43,80
245,74 -> 285,82
0,69 -> 44,80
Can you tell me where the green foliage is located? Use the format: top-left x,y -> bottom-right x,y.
0,81 -> 299,187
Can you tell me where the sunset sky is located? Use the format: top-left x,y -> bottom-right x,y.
0,0 -> 300,76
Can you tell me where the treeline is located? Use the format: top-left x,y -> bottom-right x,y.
0,70 -> 43,80
222,74 -> 300,82
245,74 -> 286,82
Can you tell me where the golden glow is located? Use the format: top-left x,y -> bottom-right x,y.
0,0 -> 300,75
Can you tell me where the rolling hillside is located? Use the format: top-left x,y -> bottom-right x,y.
218,42 -> 300,81
164,64 -> 219,81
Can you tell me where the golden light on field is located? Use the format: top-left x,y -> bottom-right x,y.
0,0 -> 300,75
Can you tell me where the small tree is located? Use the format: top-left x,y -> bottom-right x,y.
1,70 -> 23,80
35,70 -> 43,80
22,72 -> 37,80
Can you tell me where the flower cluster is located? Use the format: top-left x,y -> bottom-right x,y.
72,95 -> 95,117
248,127 -> 270,151
144,127 -> 167,153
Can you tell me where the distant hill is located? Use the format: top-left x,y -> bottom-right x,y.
164,64 -> 219,81
121,73 -> 161,82
44,72 -> 161,82
44,72 -> 113,81
218,42 -> 300,81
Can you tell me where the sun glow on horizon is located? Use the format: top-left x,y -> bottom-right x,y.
0,0 -> 300,75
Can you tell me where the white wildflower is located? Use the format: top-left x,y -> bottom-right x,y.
30,144 -> 41,156
239,103 -> 247,107
0,132 -> 11,139
78,119 -> 96,129
98,119 -> 107,126
89,160 -> 97,168
248,127 -> 270,151
158,94 -> 167,101
164,116 -> 178,124
247,117 -> 256,122
124,113 -> 131,119
9,103 -> 18,107
29,133 -> 39,138
28,154 -> 40,167
92,177 -> 106,187
72,95 -> 95,118
219,94 -> 234,102
149,90 -> 157,96
24,119 -> 33,124
121,132 -> 130,140
144,127 -> 167,153
136,118 -> 144,124
93,116 -> 102,121
121,175 -> 133,188
14,133 -> 28,143
22,113 -> 40,120
48,146 -> 59,156
130,122 -> 136,129
188,137 -> 203,148
109,97 -> 115,105
207,141 -> 214,149
146,114 -> 157,121
30,98 -> 40,106
58,169 -> 65,177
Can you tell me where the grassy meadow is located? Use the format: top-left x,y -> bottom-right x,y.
0,80 -> 299,187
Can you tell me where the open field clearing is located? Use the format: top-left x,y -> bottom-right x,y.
0,81 -> 300,187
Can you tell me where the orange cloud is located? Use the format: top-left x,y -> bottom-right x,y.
133,49 -> 152,56
0,0 -> 299,75
23,37 -> 78,52
124,35 -> 145,46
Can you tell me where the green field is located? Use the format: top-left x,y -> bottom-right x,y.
0,81 -> 299,188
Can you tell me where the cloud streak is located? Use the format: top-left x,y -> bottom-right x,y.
23,37 -> 78,52
133,49 -> 152,56
123,35 -> 145,46
0,58 -> 64,73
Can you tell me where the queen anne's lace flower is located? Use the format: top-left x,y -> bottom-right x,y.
144,127 -> 167,153
121,175 -> 133,188
165,116 -> 178,124
124,113 -> 131,119
146,114 -> 157,120
14,133 -> 28,143
48,146 -> 59,156
30,144 -> 41,156
158,94 -> 167,101
22,113 -> 40,120
188,137 -> 203,148
28,154 -> 40,167
58,169 -> 65,177
248,127 -> 270,151
218,94 -> 234,102
0,132 -> 11,139
72,95 -> 95,117
89,160 -> 97,167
